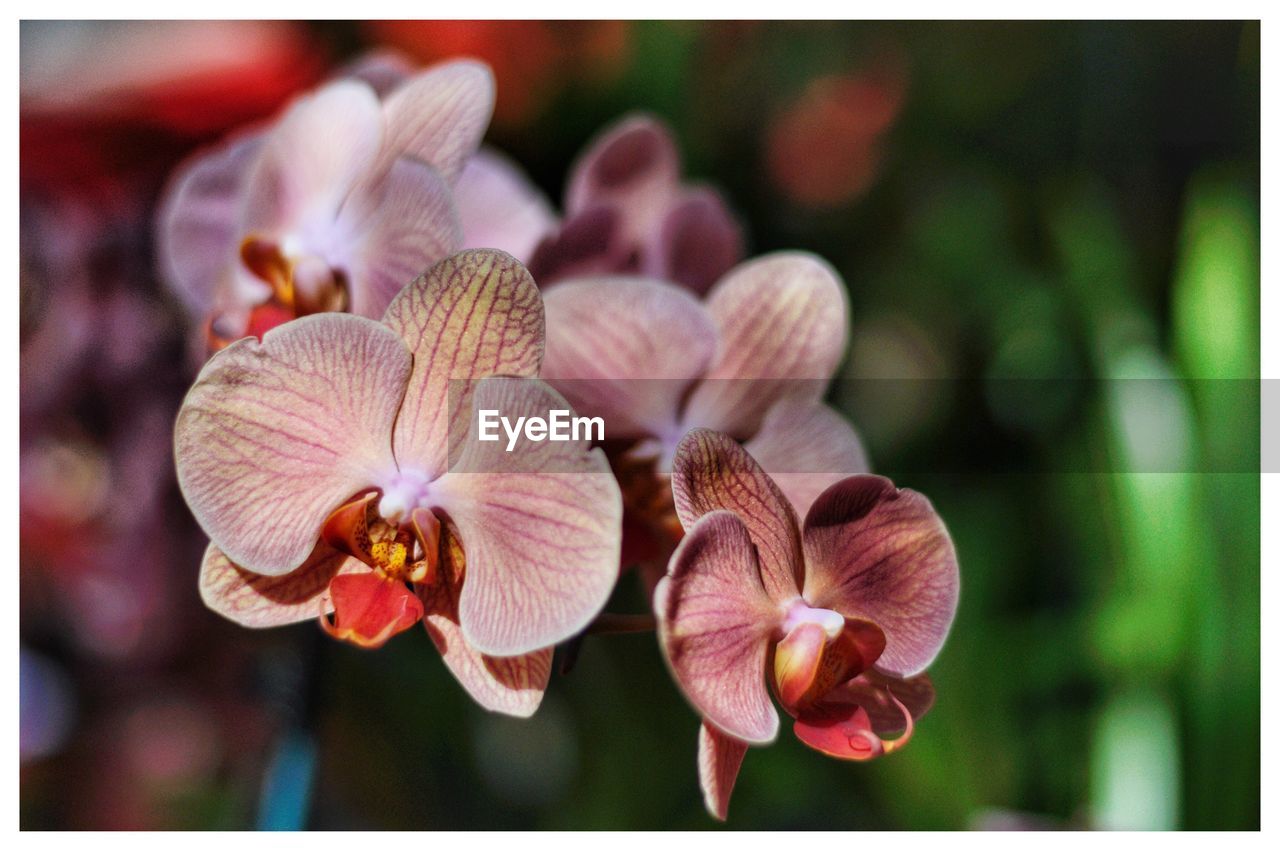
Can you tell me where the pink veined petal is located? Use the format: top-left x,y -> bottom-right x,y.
657,510 -> 782,744
541,276 -> 717,439
743,398 -> 869,518
339,157 -> 462,319
564,114 -> 681,243
175,313 -> 410,575
421,523 -> 552,717
155,129 -> 263,318
199,542 -> 370,628
378,59 -> 495,183
384,249 -> 544,478
455,147 -> 559,263
651,187 -> 744,295
431,377 -> 622,656
801,475 -> 960,677
670,429 -> 803,604
698,721 -> 749,821
240,80 -> 384,237
683,252 -> 849,438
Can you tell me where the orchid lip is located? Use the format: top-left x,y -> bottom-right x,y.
780,598 -> 844,640
377,468 -> 435,523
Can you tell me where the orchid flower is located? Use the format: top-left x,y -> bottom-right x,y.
528,113 -> 744,293
158,58 -> 494,351
655,429 -> 958,819
175,250 -> 622,717
540,252 -> 868,558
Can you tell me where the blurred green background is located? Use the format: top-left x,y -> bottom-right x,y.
19,20 -> 1259,829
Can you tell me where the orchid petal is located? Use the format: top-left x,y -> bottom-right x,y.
791,672 -> 934,760
826,671 -> 936,736
657,510 -> 781,744
379,59 -> 495,183
652,187 -> 744,294
801,476 -> 959,676
384,249 -> 543,478
743,398 -> 869,518
670,429 -> 803,603
525,206 -> 628,285
684,252 -> 849,437
341,158 -> 462,318
175,313 -> 410,575
241,80 -> 384,236
322,572 -> 424,649
565,114 -> 681,242
541,277 -> 717,439
199,542 -> 368,627
431,377 -> 622,656
420,522 -> 552,717
156,130 -> 263,317
456,147 -> 558,262
698,721 -> 749,821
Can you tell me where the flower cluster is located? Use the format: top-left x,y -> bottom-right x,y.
162,52 -> 959,820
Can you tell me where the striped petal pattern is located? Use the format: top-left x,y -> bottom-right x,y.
801,475 -> 959,677
683,252 -> 848,437
698,721 -> 749,821
657,510 -> 782,744
541,276 -> 717,439
421,523 -> 553,717
432,377 -> 622,656
379,59 -> 495,183
175,313 -> 410,574
199,542 -> 368,627
670,429 -> 803,604
384,249 -> 544,478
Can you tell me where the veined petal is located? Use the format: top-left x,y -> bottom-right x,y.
420,521 -> 552,717
379,59 -> 495,183
340,158 -> 462,319
456,147 -> 558,262
541,277 -> 717,439
698,721 -> 749,822
431,377 -> 622,656
670,429 -> 803,604
744,398 -> 869,518
652,187 -> 744,294
801,476 -> 959,676
683,252 -> 849,437
384,250 -> 543,478
657,510 -> 781,744
564,114 -> 681,240
199,542 -> 368,627
156,130 -> 263,318
241,80 -> 384,236
175,313 -> 410,575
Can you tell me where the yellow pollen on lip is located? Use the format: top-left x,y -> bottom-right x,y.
370,540 -> 409,580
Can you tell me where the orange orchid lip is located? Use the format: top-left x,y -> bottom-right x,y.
317,492 -> 445,648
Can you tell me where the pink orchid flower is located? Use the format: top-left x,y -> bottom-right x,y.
655,429 -> 958,820
175,250 -> 622,717
158,57 -> 494,351
527,113 -> 744,293
539,252 -> 868,559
